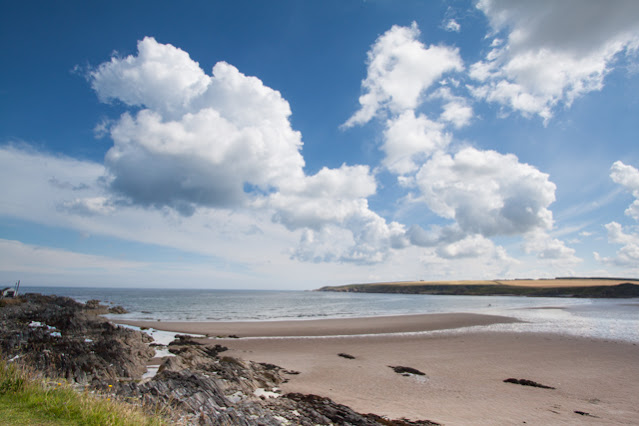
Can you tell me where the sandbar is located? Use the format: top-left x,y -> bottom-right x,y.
117,312 -> 517,337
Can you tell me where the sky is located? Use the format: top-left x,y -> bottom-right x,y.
1,0 -> 639,290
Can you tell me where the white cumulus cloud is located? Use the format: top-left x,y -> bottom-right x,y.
92,41 -> 306,214
91,37 -> 210,116
382,111 -> 451,175
610,160 -> 639,221
432,87 -> 473,128
268,164 -> 376,231
268,164 -> 408,263
436,234 -> 496,259
343,22 -> 463,127
90,37 -> 406,264
341,22 -> 572,265
598,161 -> 639,270
414,147 -> 556,237
523,230 -> 581,264
472,0 -> 639,121
596,222 -> 639,269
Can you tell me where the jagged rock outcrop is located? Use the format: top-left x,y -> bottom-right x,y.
282,393 -> 440,425
0,293 -> 153,383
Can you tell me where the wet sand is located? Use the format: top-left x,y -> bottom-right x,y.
120,314 -> 639,425
117,312 -> 517,337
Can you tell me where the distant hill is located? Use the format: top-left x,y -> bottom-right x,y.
317,278 -> 639,298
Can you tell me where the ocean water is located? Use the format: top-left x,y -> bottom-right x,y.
23,286 -> 639,343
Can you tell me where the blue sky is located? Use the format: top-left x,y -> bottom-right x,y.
1,0 -> 639,289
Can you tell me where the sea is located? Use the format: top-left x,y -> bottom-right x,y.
22,286 -> 639,344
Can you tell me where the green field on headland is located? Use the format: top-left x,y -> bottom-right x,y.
317,278 -> 639,298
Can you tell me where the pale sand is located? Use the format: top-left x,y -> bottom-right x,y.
121,315 -> 639,425
117,313 -> 517,337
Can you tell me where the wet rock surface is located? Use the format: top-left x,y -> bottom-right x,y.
1,293 -> 439,425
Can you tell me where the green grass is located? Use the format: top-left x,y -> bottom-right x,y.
0,358 -> 166,426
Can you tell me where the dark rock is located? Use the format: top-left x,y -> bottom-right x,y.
168,334 -> 203,346
85,299 -> 102,309
204,344 -> 228,357
389,365 -> 426,376
283,393 -> 383,425
338,352 -> 356,359
283,393 -> 440,425
258,362 -> 280,370
108,305 -> 128,314
504,378 -> 555,389
574,410 -> 598,418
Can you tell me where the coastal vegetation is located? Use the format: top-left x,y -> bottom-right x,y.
317,278 -> 639,298
0,357 -> 163,425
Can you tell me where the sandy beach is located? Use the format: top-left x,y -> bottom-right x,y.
122,313 -> 639,425
116,312 -> 518,337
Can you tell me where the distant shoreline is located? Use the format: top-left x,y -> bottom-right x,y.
317,278 -> 639,298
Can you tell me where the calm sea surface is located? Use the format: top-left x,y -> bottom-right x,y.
24,286 -> 639,343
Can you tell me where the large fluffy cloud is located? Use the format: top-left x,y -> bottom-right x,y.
90,37 -> 405,263
405,146 -> 571,264
415,147 -> 556,237
343,22 -> 463,127
92,40 -> 305,213
472,0 -> 639,121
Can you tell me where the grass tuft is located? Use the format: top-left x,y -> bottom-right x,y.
0,357 -> 166,425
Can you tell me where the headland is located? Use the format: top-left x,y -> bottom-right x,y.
317,277 -> 639,298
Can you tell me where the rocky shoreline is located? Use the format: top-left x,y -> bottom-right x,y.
1,293 -> 438,425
